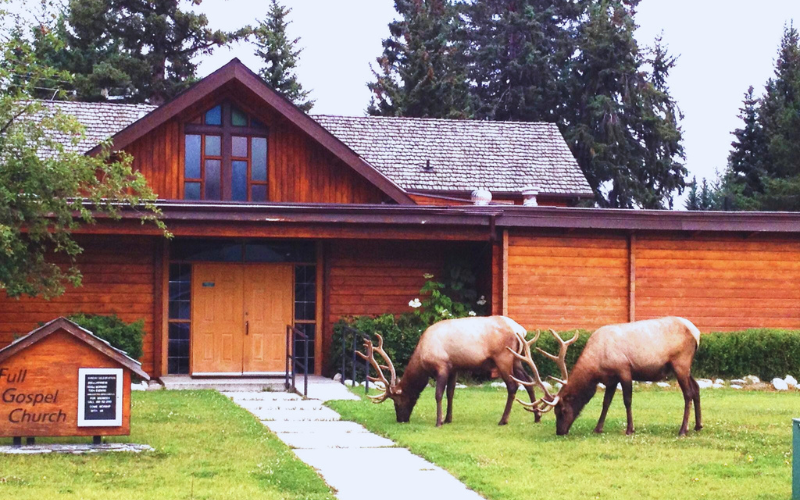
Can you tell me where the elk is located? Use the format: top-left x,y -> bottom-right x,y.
357,316 -> 542,426
511,317 -> 703,437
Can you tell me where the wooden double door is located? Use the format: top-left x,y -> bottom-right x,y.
191,263 -> 293,375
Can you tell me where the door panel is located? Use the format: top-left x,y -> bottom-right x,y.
192,264 -> 244,374
244,264 -> 294,373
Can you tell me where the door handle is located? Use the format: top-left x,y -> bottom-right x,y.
245,320 -> 249,336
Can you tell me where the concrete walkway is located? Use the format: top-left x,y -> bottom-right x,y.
223,384 -> 484,500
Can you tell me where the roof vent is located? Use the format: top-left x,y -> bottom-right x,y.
522,186 -> 539,207
471,188 -> 492,206
423,159 -> 433,172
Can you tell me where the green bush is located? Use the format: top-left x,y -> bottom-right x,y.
332,314 -> 424,378
534,328 -> 800,381
68,313 -> 145,361
528,329 -> 592,378
693,329 -> 800,380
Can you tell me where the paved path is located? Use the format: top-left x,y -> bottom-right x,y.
224,387 -> 484,500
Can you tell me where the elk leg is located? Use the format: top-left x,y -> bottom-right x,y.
498,371 -> 519,426
434,373 -> 448,427
594,380 -> 617,434
513,364 -> 541,423
621,380 -> 635,435
690,376 -> 703,431
675,375 -> 693,437
444,371 -> 457,424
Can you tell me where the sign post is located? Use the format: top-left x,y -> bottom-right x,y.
794,418 -> 800,500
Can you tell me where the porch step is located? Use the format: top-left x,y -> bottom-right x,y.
159,375 -> 286,392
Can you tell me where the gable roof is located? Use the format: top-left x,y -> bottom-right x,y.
38,59 -> 593,201
313,115 -> 593,197
0,317 -> 150,380
85,58 -> 413,205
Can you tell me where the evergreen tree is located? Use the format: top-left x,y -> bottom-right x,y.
684,177 -> 701,210
463,0 -> 578,121
253,0 -> 314,112
368,0 -> 472,118
715,24 -> 800,211
38,0 -> 249,104
725,86 -> 766,197
757,23 -> 800,209
563,4 -> 686,208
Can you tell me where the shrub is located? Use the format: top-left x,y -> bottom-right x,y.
68,313 -> 145,361
693,329 -> 800,380
528,329 -> 592,378
332,314 -> 424,378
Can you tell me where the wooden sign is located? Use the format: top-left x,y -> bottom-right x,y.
0,318 -> 149,440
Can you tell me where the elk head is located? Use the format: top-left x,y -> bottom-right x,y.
508,329 -> 579,435
356,334 -> 414,422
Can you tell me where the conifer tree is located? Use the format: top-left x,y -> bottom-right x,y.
725,86 -> 766,197
563,4 -> 686,208
368,0 -> 472,118
253,0 -> 314,112
463,0 -> 578,121
36,0 -> 249,104
684,177 -> 701,210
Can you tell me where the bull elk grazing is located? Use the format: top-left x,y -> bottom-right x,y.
511,317 -> 703,437
357,316 -> 542,426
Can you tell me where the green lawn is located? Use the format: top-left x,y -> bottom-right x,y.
329,385 -> 796,500
0,391 -> 334,500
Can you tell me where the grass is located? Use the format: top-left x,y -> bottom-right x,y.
329,385 -> 796,500
0,391 -> 334,500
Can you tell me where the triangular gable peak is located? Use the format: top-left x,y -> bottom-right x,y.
93,59 -> 412,205
0,317 -> 150,380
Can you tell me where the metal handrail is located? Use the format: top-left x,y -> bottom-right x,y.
340,326 -> 371,394
285,325 -> 309,397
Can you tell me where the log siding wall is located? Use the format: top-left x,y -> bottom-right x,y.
506,232 -> 630,330
635,234 -> 800,331
0,236 -> 158,375
124,115 -> 388,204
505,230 -> 800,333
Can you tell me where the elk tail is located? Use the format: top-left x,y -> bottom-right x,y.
500,316 -> 529,352
675,317 -> 701,347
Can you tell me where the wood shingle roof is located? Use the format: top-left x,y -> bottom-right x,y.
313,115 -> 593,196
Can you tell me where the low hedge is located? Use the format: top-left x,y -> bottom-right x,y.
68,313 -> 145,361
534,328 -> 800,380
693,329 -> 800,380
333,320 -> 800,381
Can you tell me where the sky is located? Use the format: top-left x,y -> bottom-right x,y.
193,0 -> 800,198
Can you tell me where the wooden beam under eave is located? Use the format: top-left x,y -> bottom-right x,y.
502,230 -> 509,317
74,222 -> 492,242
315,241 -> 324,376
628,232 -> 636,323
152,238 -> 165,379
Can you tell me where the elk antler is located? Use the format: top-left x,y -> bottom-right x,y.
356,334 -> 397,404
536,329 -> 579,386
507,330 -> 560,413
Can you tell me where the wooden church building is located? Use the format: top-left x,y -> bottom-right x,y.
2,59 -> 800,379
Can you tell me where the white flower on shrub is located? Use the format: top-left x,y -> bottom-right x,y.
408,298 -> 422,308
423,273 -> 434,279
476,295 -> 487,306
469,311 -> 477,317
441,309 -> 449,317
